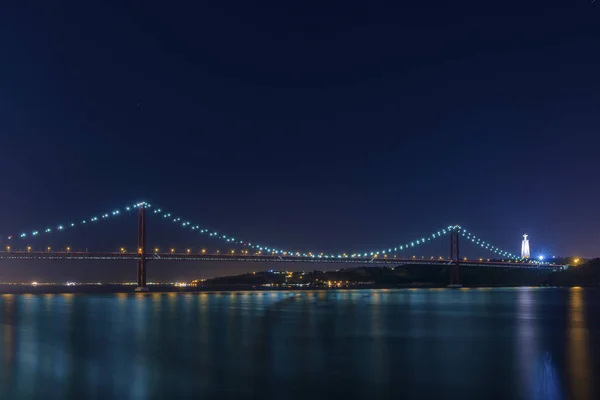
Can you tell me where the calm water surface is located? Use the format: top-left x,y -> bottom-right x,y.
0,288 -> 598,399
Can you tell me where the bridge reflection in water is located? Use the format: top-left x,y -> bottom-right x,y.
0,288 -> 597,399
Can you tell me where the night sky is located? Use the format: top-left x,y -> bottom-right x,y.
1,1 -> 599,281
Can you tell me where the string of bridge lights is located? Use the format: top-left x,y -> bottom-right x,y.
2,201 -> 539,263
2,202 -> 149,241
152,206 -> 531,262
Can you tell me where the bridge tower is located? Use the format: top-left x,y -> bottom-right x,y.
135,204 -> 149,292
448,226 -> 462,288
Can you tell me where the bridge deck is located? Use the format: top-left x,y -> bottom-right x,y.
0,251 -> 559,270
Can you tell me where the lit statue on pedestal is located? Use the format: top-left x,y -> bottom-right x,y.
521,234 -> 530,259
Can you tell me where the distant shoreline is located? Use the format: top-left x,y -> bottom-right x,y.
0,283 -> 598,295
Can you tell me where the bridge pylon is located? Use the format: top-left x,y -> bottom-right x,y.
448,225 -> 462,288
134,204 -> 149,292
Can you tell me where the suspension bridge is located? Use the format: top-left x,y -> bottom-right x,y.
0,201 -> 561,291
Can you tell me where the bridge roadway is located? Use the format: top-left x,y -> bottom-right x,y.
0,251 -> 559,270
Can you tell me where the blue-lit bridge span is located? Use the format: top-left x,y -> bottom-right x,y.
0,202 -> 563,290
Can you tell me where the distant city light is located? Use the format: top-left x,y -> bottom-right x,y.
538,255 -> 544,261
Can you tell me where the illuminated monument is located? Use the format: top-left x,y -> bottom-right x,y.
521,234 -> 530,259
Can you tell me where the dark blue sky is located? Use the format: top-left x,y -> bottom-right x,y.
1,1 -> 599,280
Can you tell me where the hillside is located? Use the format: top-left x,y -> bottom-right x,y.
197,263 -> 565,288
547,258 -> 600,286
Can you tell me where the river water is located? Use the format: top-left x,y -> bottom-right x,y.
0,288 -> 598,399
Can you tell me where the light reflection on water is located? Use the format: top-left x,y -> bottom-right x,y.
568,288 -> 593,400
516,288 -> 561,400
0,288 -> 597,399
